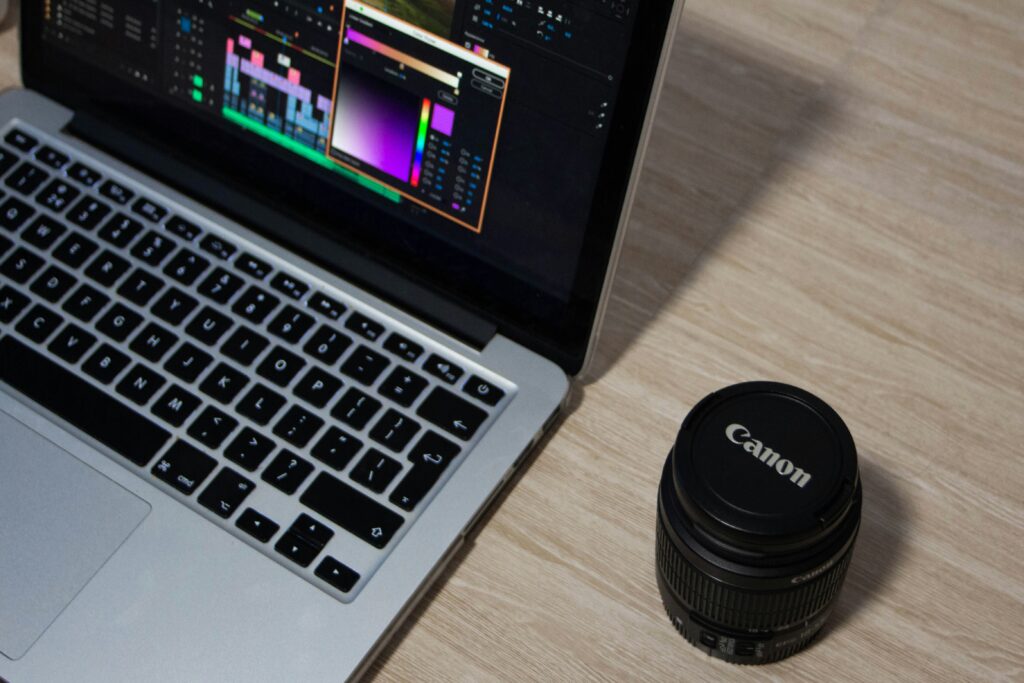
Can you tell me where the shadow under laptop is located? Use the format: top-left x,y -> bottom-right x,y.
586,19 -> 837,381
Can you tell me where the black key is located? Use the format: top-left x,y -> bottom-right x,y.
345,312 -> 385,341
316,556 -> 360,593
424,354 -> 464,384
390,431 -> 461,511
164,342 -> 212,383
340,345 -> 390,386
0,336 -> 169,466
383,333 -> 423,363
84,249 -> 130,287
270,272 -> 309,301
300,473 -> 404,549
308,291 -> 345,320
350,449 -> 402,493
0,233 -> 8,257
199,234 -> 236,261
1,247 -> 44,283
185,306 -> 233,346
236,384 -> 287,426
0,196 -> 35,231
417,387 -> 488,441
311,427 -> 362,470
22,215 -> 66,250
36,178 -> 80,212
464,376 -> 506,406
163,248 -> 209,286
152,440 -> 217,495
197,267 -> 244,304
273,405 -> 324,448
99,179 -> 134,205
116,363 -> 165,405
0,149 -> 14,178
274,532 -> 320,568
67,162 -> 102,187
268,305 -> 314,344
236,508 -> 279,543
150,385 -> 201,427
117,268 -> 164,306
303,325 -> 351,365
15,303 -> 63,343
35,145 -> 69,170
187,406 -> 238,449
47,323 -> 96,363
235,252 -> 271,280
257,346 -> 305,387
369,409 -> 420,452
225,428 -> 276,471
132,197 -> 168,223
96,303 -> 143,342
261,450 -> 314,495
62,283 -> 109,322
198,467 -> 255,518
165,215 -> 200,240
30,265 -> 77,303
293,367 -> 342,408
129,322 -> 178,362
0,284 -> 29,323
5,128 -> 38,152
151,287 -> 198,326
98,213 -> 144,246
378,367 -> 428,407
82,343 -> 130,384
221,326 -> 269,366
130,230 -> 176,266
52,232 -> 98,268
232,285 -> 279,324
289,513 -> 334,548
331,388 -> 381,430
199,362 -> 249,404
5,162 -> 48,196
67,197 -> 111,231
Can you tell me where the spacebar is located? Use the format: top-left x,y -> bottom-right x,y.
0,335 -> 171,466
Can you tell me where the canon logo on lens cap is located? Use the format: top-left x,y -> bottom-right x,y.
724,423 -> 813,488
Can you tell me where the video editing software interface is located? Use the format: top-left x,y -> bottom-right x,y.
43,0 -> 639,295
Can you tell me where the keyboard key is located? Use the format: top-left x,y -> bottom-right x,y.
5,162 -> 48,195
15,303 -> 63,343
293,367 -> 342,408
270,272 -> 309,301
289,513 -> 335,548
129,322 -> 178,362
345,312 -> 385,341
267,305 -> 314,343
186,306 -> 233,346
150,385 -> 202,427
164,341 -> 212,383
390,431 -> 461,511
232,285 -> 279,324
198,467 -> 255,519
463,376 -> 506,406
199,362 -> 249,404
273,405 -> 324,448
308,291 -> 345,320
331,388 -> 381,430
67,162 -> 101,187
52,232 -> 98,268
117,268 -> 164,306
199,234 -> 236,261
303,325 -> 351,365
0,284 -> 29,323
151,440 -> 217,495
236,383 -> 287,425
383,333 -> 423,363
417,387 -> 488,441
1,246 -> 44,283
311,427 -> 362,470
47,323 -> 96,363
225,428 -> 276,471
423,354 -> 463,384
82,343 -> 130,384
165,215 -> 200,240
378,367 -> 428,407
35,145 -> 69,170
96,303 -> 143,342
30,264 -> 77,303
62,283 -> 109,322
257,346 -> 305,387
197,267 -> 244,304
221,325 -> 269,366
84,249 -> 130,287
67,197 -> 111,230
236,508 -> 279,543
132,197 -> 168,223
0,148 -> 15,177
0,336 -> 170,466
300,473 -> 404,549
315,556 -> 360,593
0,234 -> 8,257
5,128 -> 38,152
36,178 -> 79,212
262,450 -> 314,495
151,287 -> 198,326
274,532 -> 320,568
369,409 -> 420,452
131,230 -> 176,266
235,252 -> 271,280
341,345 -> 389,386
0,196 -> 35,231
116,363 -> 165,405
22,215 -> 66,250
187,406 -> 238,449
98,213 -> 144,246
99,179 -> 134,205
350,449 -> 402,493
164,248 -> 209,285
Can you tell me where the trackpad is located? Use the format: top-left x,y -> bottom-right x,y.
0,411 -> 150,660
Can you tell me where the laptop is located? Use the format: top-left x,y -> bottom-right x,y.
0,0 -> 681,679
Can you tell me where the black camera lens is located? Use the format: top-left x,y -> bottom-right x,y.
656,382 -> 861,664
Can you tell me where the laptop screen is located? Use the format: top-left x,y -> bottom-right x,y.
25,0 -> 676,373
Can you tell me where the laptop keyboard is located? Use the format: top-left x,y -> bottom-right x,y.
0,123 -> 512,601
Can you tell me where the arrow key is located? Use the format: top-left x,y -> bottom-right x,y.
236,508 -> 280,543
315,556 -> 361,593
274,531 -> 321,568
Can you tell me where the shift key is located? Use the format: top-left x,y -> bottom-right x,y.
300,473 -> 403,549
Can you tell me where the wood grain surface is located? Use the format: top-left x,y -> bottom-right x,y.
3,0 -> 1021,680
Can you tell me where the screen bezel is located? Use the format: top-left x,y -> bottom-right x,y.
19,0 -> 677,376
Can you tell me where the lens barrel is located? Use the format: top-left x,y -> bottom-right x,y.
656,382 -> 861,664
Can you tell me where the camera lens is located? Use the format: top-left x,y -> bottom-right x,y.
656,382 -> 861,664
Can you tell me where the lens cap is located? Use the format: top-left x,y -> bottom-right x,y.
672,382 -> 858,550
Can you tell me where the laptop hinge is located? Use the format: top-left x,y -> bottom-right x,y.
66,112 -> 498,351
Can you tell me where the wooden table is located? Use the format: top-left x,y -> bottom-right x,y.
3,0 -> 1021,680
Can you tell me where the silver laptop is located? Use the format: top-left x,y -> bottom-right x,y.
0,0 -> 681,679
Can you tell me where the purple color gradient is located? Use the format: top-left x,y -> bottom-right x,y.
431,103 -> 455,136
